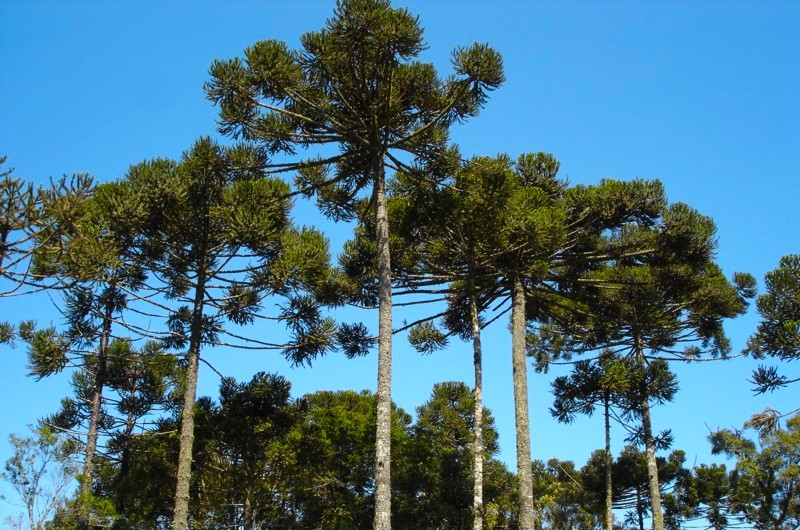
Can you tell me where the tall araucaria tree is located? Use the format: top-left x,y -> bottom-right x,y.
204,2 -> 504,526
110,137 -> 338,530
536,202 -> 755,530
398,152 -> 667,529
401,154 -> 556,529
21,174 -> 151,530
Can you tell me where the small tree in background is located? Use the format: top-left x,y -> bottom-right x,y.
550,352 -> 636,530
0,426 -> 80,530
709,413 -> 800,530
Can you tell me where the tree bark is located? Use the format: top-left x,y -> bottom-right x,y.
470,292 -> 484,530
373,158 -> 393,530
243,481 -> 254,530
604,395 -> 614,530
636,343 -> 665,530
511,276 -> 535,530
77,290 -> 115,530
172,267 -> 207,530
636,487 -> 645,530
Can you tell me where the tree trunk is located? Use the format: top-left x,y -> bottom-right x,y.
373,158 -> 393,530
636,487 -> 645,530
243,482 -> 254,530
77,291 -> 115,530
604,395 -> 614,530
114,413 -> 135,518
636,343 -> 664,530
511,276 -> 535,530
172,269 -> 207,530
470,292 -> 484,530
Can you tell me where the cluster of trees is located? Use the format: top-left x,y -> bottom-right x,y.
5,377 -> 800,530
1,1 -> 798,529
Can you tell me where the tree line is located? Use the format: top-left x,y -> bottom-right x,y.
1,1 -> 798,529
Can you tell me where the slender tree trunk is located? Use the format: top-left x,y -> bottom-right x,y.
511,276 -> 534,530
373,158 -> 393,530
243,481 -> 254,530
77,291 -> 115,530
172,267 -> 207,530
635,342 -> 664,530
115,414 -> 135,517
470,292 -> 484,530
604,395 -> 614,530
636,487 -> 645,530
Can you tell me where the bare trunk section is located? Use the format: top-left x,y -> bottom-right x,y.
373,159 -> 393,530
115,408 -> 136,517
77,291 -> 115,530
635,342 -> 664,530
604,395 -> 614,530
469,293 -> 484,530
172,265 -> 207,530
511,276 -> 534,530
636,487 -> 645,530
243,482 -> 254,530
640,388 -> 664,530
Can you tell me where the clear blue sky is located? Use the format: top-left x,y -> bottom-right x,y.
1,0 -> 798,517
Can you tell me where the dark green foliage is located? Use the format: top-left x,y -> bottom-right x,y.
746,254 -> 800,394
200,373 -> 301,530
290,389 -> 404,529
706,414 -> 800,530
59,378 -> 523,530
577,446 -> 688,530
399,382 -> 501,529
529,458 -> 598,530
665,463 -> 734,530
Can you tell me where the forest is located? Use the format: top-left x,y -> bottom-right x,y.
1,1 -> 798,530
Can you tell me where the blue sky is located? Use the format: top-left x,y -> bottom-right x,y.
1,0 -> 798,518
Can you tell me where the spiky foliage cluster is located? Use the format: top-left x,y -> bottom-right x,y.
746,254 -> 800,395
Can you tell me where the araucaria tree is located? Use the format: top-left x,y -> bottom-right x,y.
110,138 -> 336,530
550,352 -> 636,530
745,254 -> 800,413
538,202 -> 754,530
25,174 -> 149,530
401,153 -> 668,529
0,155 -> 94,300
204,1 -> 503,527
